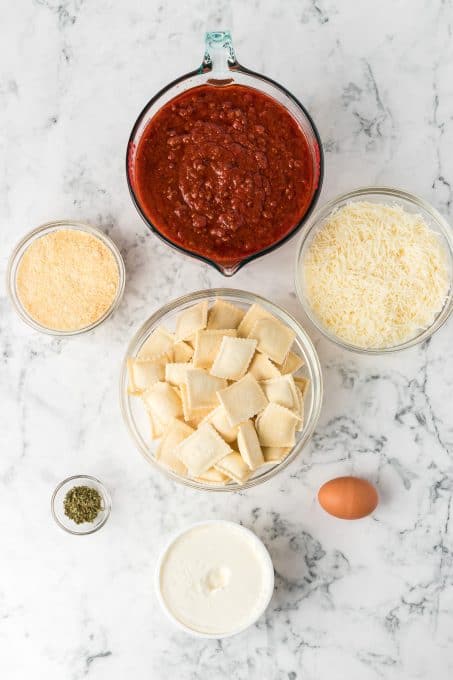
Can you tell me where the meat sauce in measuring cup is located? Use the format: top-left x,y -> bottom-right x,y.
134,84 -> 317,266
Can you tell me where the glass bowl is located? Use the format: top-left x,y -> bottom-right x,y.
119,288 -> 323,492
294,187 -> 453,353
51,475 -> 111,535
126,30 -> 323,276
7,220 -> 126,336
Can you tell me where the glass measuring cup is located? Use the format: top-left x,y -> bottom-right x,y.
126,31 -> 324,276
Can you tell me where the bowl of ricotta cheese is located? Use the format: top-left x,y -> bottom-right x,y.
156,520 -> 274,638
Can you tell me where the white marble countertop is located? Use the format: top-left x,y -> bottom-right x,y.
1,1 -> 453,678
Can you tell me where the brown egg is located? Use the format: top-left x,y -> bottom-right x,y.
318,476 -> 378,520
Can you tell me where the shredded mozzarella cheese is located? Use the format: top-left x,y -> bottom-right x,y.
302,202 -> 450,348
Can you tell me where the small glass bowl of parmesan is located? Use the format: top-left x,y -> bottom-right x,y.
7,220 -> 126,336
295,187 -> 453,353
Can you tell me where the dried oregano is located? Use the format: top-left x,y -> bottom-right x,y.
63,486 -> 102,524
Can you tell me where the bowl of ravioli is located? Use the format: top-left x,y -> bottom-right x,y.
120,289 -> 323,491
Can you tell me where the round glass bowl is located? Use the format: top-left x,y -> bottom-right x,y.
51,475 -> 111,535
120,289 -> 323,492
126,30 -> 323,276
7,220 -> 126,336
155,520 -> 275,638
295,187 -> 453,354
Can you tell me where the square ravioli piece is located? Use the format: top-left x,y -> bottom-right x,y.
192,329 -> 237,369
127,357 -> 165,394
147,409 -> 165,440
185,368 -> 227,410
178,383 -> 213,424
201,405 -> 238,443
165,362 -> 191,386
175,383 -> 214,427
156,419 -> 194,475
175,301 -> 208,341
260,374 -> 299,411
248,317 -> 296,365
215,453 -> 251,484
175,422 -> 232,476
278,350 -> 304,375
173,340 -> 194,363
178,383 -> 191,421
207,299 -> 245,330
142,381 -> 183,424
187,408 -> 214,429
237,303 -> 273,338
294,376 -> 310,399
138,326 -> 174,360
262,446 -> 292,463
248,353 -> 281,381
237,420 -> 264,470
255,402 -> 300,447
210,336 -> 257,380
294,387 -> 305,430
217,373 -> 268,427
195,467 -> 229,485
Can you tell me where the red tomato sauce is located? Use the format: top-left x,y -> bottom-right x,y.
133,84 -> 318,264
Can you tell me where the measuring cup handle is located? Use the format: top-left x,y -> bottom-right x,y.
201,31 -> 238,74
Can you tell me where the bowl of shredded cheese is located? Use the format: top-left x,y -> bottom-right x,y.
295,187 -> 453,352
7,220 -> 125,335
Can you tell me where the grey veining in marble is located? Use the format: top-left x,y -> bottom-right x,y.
1,1 -> 453,678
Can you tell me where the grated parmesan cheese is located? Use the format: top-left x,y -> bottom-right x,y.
17,229 -> 119,331
302,201 -> 450,348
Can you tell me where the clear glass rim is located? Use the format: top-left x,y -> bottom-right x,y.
294,186 -> 453,354
154,519 -> 275,638
125,65 -> 324,276
6,220 -> 126,336
119,288 -> 323,492
51,474 -> 112,535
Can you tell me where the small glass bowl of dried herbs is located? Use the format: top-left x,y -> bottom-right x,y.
51,475 -> 111,535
